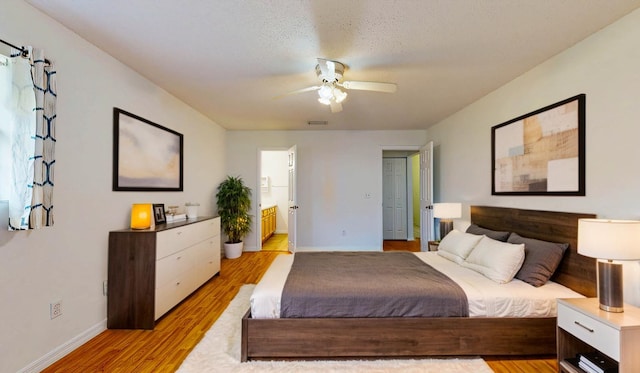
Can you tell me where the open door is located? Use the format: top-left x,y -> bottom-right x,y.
287,145 -> 297,252
420,142 -> 434,251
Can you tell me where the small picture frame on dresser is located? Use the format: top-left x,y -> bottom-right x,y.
153,204 -> 166,224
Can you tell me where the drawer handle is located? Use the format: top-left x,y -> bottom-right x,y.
574,321 -> 594,333
176,256 -> 181,260
176,281 -> 181,286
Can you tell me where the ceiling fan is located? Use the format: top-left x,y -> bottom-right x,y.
286,58 -> 397,113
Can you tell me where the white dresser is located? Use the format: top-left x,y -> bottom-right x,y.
108,216 -> 220,329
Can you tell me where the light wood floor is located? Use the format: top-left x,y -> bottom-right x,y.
261,233 -> 289,252
42,247 -> 557,372
383,238 -> 422,252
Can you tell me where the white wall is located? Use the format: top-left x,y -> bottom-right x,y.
0,1 -> 226,372
227,130 -> 428,251
261,150 -> 289,234
427,9 -> 640,306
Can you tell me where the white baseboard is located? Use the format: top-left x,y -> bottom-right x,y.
19,319 -> 107,373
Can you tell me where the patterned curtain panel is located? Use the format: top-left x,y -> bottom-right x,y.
4,47 -> 56,230
29,48 -> 56,229
5,48 -> 35,230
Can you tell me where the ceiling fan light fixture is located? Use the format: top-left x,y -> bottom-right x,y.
317,83 -> 347,105
281,58 -> 394,112
334,87 -> 347,103
317,84 -> 333,100
318,97 -> 331,105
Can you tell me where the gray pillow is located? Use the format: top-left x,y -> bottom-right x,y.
466,224 -> 510,242
508,232 -> 569,287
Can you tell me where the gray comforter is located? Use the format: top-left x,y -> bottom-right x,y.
280,251 -> 469,318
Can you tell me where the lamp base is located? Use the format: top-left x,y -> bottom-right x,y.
598,260 -> 624,313
439,220 -> 454,240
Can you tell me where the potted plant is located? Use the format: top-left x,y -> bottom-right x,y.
216,175 -> 253,259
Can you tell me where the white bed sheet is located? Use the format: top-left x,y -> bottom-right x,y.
250,252 -> 585,319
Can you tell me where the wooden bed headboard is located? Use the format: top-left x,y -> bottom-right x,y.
470,206 -> 597,297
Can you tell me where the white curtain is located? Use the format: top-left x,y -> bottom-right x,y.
4,48 -> 35,230
3,47 -> 56,230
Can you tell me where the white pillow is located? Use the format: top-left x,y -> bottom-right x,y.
437,229 -> 483,264
462,236 -> 525,283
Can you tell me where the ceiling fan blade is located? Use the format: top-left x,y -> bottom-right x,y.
274,85 -> 320,99
341,80 -> 397,93
329,100 -> 342,113
317,58 -> 336,81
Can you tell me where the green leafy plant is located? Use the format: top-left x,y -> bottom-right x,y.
216,176 -> 253,243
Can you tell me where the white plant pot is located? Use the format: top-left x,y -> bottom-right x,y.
224,241 -> 243,259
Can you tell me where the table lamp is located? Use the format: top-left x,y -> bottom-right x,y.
433,203 -> 461,240
130,203 -> 152,230
578,218 -> 640,312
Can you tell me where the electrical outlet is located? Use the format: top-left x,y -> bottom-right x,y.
103,280 -> 108,296
50,300 -> 62,319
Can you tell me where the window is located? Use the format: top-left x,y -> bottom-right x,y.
0,53 -> 11,204
0,52 -> 37,230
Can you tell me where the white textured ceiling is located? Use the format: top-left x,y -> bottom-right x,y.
25,0 -> 640,130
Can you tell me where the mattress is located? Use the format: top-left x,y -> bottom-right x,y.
250,251 -> 585,319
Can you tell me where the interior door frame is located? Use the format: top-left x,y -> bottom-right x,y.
380,145 -> 421,247
287,145 -> 297,252
256,147 -> 291,251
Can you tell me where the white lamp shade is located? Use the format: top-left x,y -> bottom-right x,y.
433,203 -> 462,219
578,219 -> 640,260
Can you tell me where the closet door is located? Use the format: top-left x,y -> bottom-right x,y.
382,158 -> 408,240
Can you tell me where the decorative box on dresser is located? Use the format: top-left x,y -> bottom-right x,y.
107,216 -> 220,330
557,298 -> 640,373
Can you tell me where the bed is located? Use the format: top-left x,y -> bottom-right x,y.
241,206 -> 597,361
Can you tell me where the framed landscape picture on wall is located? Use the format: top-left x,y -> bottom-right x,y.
491,94 -> 585,196
113,108 -> 184,191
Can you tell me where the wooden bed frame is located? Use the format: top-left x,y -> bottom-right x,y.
241,206 -> 596,361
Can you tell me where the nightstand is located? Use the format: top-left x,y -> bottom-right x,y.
427,240 -> 439,251
557,298 -> 640,372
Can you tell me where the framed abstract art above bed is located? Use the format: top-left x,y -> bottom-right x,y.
492,94 -> 586,196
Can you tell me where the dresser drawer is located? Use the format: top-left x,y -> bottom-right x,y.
558,302 -> 620,360
157,224 -> 196,259
156,219 -> 218,259
155,271 -> 198,319
155,246 -> 194,289
192,238 -> 221,282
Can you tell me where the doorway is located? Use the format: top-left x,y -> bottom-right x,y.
381,143 -> 433,251
382,156 -> 409,240
259,149 -> 290,252
382,151 -> 418,242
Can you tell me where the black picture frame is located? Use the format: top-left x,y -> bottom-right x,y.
491,94 -> 585,196
113,108 -> 183,191
153,204 -> 166,224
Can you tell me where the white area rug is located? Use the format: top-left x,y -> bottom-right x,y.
177,284 -> 494,372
